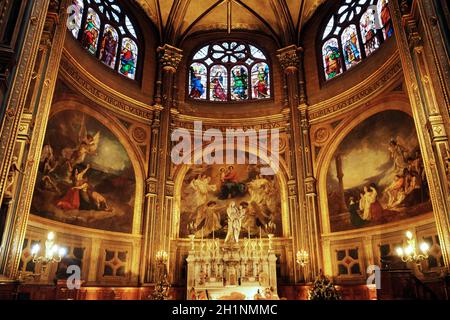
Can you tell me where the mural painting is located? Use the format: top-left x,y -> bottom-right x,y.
179,162 -> 282,239
31,109 -> 136,233
326,110 -> 431,232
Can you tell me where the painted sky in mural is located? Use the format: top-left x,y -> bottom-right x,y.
180,162 -> 282,239
31,110 -> 135,233
327,110 -> 431,232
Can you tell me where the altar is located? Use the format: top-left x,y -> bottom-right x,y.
186,236 -> 278,300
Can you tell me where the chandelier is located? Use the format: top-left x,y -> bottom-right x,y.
296,249 -> 309,267
30,232 -> 66,273
395,231 -> 430,264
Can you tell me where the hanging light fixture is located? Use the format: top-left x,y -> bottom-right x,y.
31,232 -> 67,273
395,230 -> 430,264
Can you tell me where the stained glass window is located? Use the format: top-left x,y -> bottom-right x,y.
320,0 -> 394,81
188,41 -> 271,102
68,0 -> 140,80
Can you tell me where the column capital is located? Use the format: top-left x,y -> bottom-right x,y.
276,45 -> 302,74
157,44 -> 183,73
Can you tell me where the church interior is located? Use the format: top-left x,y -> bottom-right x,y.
0,0 -> 449,301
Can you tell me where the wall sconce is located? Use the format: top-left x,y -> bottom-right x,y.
396,231 -> 429,264
156,250 -> 168,265
31,232 -> 66,273
296,249 -> 309,267
152,250 -> 170,300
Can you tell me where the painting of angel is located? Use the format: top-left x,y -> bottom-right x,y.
31,109 -> 136,233
179,161 -> 282,239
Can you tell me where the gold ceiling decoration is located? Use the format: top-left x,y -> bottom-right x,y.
135,0 -> 328,46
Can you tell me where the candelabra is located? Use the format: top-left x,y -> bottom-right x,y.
296,249 -> 309,267
296,249 -> 309,283
152,250 -> 170,300
30,232 -> 66,273
396,231 -> 430,265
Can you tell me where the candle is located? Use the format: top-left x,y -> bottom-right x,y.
259,226 -> 261,241
248,226 -> 251,238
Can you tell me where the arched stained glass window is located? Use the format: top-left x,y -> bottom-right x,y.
68,0 -> 140,80
188,41 -> 271,102
320,0 -> 393,81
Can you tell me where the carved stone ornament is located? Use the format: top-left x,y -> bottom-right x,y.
277,45 -> 300,74
158,44 -> 183,73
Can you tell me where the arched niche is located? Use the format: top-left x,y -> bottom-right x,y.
171,144 -> 290,240
316,98 -> 432,235
30,100 -> 145,235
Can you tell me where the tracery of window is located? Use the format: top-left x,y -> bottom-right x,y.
188,41 -> 271,102
68,0 -> 140,80
321,0 -> 394,81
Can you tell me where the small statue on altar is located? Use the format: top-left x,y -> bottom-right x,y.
254,289 -> 263,300
225,202 -> 246,243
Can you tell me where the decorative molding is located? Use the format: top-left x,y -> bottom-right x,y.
59,50 -> 155,122
308,55 -> 403,122
172,112 -> 289,132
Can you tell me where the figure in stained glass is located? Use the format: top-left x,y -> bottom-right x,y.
82,9 -> 100,54
360,9 -> 380,55
119,39 -> 137,79
253,63 -> 270,99
211,71 -> 227,101
380,0 -> 393,39
189,65 -> 205,99
100,25 -> 118,68
323,40 -> 342,80
342,26 -> 361,68
231,67 -> 248,100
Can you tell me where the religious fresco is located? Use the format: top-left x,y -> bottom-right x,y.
326,110 -> 431,232
179,163 -> 282,239
31,110 -> 136,233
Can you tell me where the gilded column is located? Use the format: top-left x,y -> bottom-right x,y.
144,44 -> 182,283
0,0 -> 71,280
389,0 -> 450,267
277,45 -> 321,283
0,0 -> 51,212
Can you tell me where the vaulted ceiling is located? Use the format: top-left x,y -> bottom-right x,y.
136,0 -> 327,47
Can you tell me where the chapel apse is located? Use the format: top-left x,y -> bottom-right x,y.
179,163 -> 283,239
31,109 -> 136,233
326,110 -> 431,232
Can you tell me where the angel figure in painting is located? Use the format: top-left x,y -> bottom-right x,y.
194,201 -> 223,237
225,202 -> 246,243
190,175 -> 217,210
388,138 -> 408,174
39,144 -> 60,193
61,115 -> 100,168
